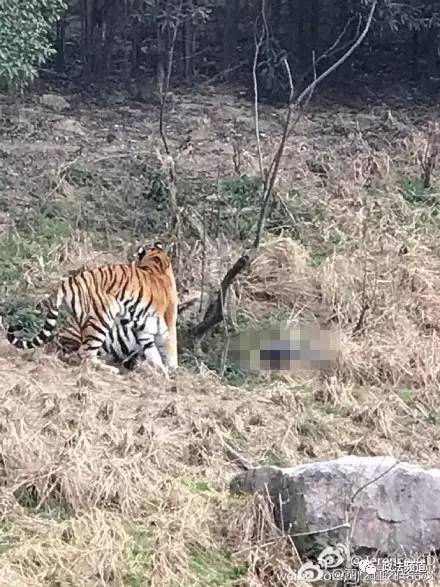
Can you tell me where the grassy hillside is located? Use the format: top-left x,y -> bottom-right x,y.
0,88 -> 439,585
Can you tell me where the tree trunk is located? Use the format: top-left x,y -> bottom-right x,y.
183,0 -> 194,83
156,0 -> 166,92
81,0 -> 95,79
223,0 -> 239,70
131,0 -> 144,76
55,18 -> 65,73
102,0 -> 120,79
310,0 -> 320,51
412,28 -> 419,78
271,0 -> 282,35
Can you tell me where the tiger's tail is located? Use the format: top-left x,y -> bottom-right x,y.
7,290 -> 63,350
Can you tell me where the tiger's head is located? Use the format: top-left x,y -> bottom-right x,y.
136,241 -> 163,261
137,241 -> 171,274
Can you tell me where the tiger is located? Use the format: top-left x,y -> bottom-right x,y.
6,242 -> 178,375
56,306 -> 157,371
53,245 -> 161,371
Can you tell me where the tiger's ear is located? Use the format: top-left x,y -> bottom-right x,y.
153,241 -> 163,250
137,246 -> 146,260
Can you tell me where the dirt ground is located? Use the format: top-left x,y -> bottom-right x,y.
0,85 -> 439,585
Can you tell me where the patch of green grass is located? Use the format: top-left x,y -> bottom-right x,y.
36,503 -> 70,522
124,528 -> 152,587
399,388 -> 415,406
62,159 -> 172,239
189,480 -> 211,493
0,214 -> 73,334
259,450 -> 287,467
309,236 -> 342,267
219,175 -> 262,207
190,549 -> 247,587
13,482 -> 71,521
182,479 -> 212,494
218,175 -> 263,241
65,162 -> 102,188
214,174 -> 288,241
321,403 -> 348,417
0,214 -> 71,282
398,172 -> 439,210
427,412 -> 440,426
221,363 -> 272,390
224,429 -> 248,451
222,364 -> 248,386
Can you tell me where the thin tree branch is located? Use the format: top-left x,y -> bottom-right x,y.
178,297 -> 198,315
190,254 -> 250,338
254,0 -> 377,248
294,0 -> 377,111
158,4 -> 182,158
252,5 -> 266,181
296,15 -> 360,92
190,0 -> 378,340
156,1 -> 185,279
253,56 -> 294,249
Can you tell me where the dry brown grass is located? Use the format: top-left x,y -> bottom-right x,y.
2,88 -> 440,585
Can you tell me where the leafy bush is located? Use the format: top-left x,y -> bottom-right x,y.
0,214 -> 72,335
0,0 -> 66,90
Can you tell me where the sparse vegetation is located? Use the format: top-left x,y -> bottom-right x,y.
190,550 -> 247,586
0,214 -> 72,335
2,77 -> 440,587
0,0 -> 66,89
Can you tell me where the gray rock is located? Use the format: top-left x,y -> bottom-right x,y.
40,94 -> 70,112
53,118 -> 86,136
230,455 -> 440,558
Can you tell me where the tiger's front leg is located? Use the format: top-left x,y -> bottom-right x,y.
78,342 -> 121,376
134,314 -> 170,379
162,305 -> 178,370
145,314 -> 176,373
79,302 -> 121,375
142,344 -> 170,380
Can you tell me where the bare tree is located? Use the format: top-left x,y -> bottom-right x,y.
156,1 -> 184,281
191,0 -> 378,340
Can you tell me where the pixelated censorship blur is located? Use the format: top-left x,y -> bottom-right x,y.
228,323 -> 340,374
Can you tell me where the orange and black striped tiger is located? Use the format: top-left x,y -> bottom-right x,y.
53,245 -> 159,370
6,242 -> 178,373
55,300 -> 157,371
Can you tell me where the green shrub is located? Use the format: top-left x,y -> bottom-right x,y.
0,0 -> 66,90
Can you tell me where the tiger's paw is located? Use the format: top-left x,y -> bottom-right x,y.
92,359 -> 121,376
80,352 -> 121,376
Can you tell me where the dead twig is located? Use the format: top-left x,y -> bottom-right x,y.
420,121 -> 440,188
191,254 -> 250,338
252,1 -> 267,181
253,56 -> 294,249
157,2 -> 184,279
214,426 -> 253,471
255,0 -> 377,247
292,0 -> 377,114
177,298 -> 198,315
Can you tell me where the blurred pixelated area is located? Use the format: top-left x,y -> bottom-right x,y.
228,323 -> 340,374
